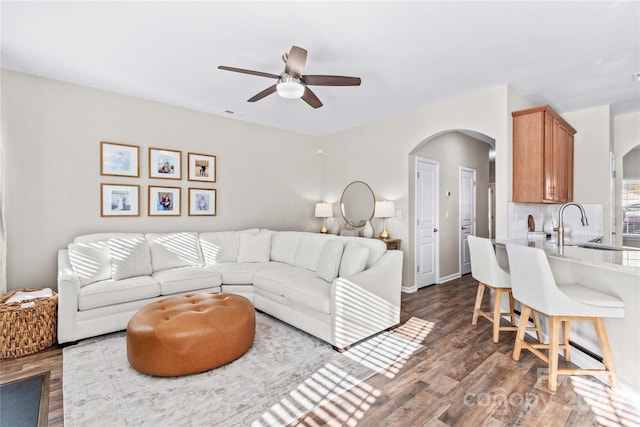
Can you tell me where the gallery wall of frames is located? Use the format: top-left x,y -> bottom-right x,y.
100,141 -> 217,217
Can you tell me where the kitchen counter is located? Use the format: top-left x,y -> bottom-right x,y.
499,236 -> 640,274
495,237 -> 640,393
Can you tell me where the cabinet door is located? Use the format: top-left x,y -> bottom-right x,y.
566,132 -> 574,201
543,113 -> 555,201
553,118 -> 569,202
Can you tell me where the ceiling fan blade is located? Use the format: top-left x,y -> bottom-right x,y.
303,75 -> 362,86
301,87 -> 323,109
218,66 -> 280,79
284,46 -> 307,78
247,84 -> 277,102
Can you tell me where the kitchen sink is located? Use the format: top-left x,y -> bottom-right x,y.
570,242 -> 640,251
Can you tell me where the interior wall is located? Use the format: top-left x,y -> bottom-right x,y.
412,132 -> 490,278
320,85 -> 511,287
2,71 -> 318,291
563,105 -> 612,244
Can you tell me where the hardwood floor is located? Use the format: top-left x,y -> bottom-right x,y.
1,274 -> 636,426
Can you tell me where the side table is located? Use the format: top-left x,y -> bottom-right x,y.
378,237 -> 401,250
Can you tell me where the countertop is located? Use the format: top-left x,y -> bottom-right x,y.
496,235 -> 640,275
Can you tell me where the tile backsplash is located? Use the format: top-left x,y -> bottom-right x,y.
507,202 -> 603,240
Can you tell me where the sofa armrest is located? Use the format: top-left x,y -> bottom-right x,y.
331,250 -> 403,348
57,248 -> 81,343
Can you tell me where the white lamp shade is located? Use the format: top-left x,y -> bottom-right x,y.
374,201 -> 395,218
315,202 -> 333,218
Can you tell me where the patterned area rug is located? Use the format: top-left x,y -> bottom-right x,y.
63,312 -> 429,426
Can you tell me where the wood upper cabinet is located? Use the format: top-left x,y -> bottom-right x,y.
512,105 -> 577,203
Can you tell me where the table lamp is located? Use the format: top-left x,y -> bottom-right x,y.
315,202 -> 332,233
374,201 -> 395,239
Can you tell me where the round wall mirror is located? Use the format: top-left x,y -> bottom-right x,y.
340,181 -> 375,227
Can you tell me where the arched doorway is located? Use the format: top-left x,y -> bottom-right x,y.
408,129 -> 495,290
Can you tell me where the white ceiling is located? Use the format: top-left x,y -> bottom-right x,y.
2,1 -> 639,136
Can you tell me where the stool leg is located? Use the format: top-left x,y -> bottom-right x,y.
472,282 -> 485,326
548,316 -> 560,392
508,291 -> 516,325
562,320 -> 571,362
492,288 -> 503,343
594,317 -> 618,389
532,310 -> 543,343
513,305 -> 530,361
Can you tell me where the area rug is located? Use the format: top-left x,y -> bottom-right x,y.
63,313 -> 429,426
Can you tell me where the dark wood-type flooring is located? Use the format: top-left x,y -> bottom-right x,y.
1,274 -> 636,426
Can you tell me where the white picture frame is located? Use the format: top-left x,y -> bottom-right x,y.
148,186 -> 181,216
101,184 -> 140,217
100,141 -> 140,177
188,188 -> 216,216
149,147 -> 182,180
188,152 -> 216,182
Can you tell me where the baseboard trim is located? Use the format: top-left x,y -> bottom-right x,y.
438,273 -> 461,284
401,285 -> 417,293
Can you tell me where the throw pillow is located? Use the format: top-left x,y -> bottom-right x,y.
339,242 -> 370,277
67,242 -> 112,286
109,237 -> 153,280
237,231 -> 272,263
316,240 -> 345,282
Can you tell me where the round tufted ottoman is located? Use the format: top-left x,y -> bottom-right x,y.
126,292 -> 255,377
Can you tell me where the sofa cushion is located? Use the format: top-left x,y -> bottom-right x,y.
109,237 -> 152,280
253,264 -> 315,297
199,229 -> 260,264
270,231 -> 303,265
284,279 -> 332,315
294,233 -> 337,272
316,240 -> 344,282
68,242 -> 112,287
153,266 -> 222,295
339,237 -> 387,269
206,263 -> 269,285
78,276 -> 160,311
146,232 -> 202,272
339,242 -> 370,277
73,232 -> 146,244
237,230 -> 272,263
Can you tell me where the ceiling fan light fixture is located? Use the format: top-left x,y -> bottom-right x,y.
276,74 -> 305,99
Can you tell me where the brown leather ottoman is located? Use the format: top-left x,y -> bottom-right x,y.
126,292 -> 255,376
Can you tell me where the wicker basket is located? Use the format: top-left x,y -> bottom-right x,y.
0,288 -> 58,358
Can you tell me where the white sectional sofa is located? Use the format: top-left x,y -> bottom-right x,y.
57,229 -> 403,349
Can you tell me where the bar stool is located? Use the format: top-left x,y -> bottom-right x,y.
506,243 -> 624,392
468,235 -> 542,343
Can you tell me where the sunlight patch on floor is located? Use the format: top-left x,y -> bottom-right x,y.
570,376 -> 640,427
252,317 -> 434,427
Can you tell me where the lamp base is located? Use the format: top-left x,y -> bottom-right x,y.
379,229 -> 390,239
320,225 -> 329,234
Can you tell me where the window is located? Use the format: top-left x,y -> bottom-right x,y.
622,179 -> 640,235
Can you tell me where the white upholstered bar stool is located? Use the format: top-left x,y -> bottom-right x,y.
506,243 -> 625,392
468,235 -> 541,343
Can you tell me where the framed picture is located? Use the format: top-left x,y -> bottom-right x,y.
100,141 -> 139,177
101,184 -> 140,217
188,152 -> 216,182
148,186 -> 181,216
188,188 -> 217,216
149,148 -> 182,180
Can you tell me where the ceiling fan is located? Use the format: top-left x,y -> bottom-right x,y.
218,45 -> 361,109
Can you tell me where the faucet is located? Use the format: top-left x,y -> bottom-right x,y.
556,202 -> 589,249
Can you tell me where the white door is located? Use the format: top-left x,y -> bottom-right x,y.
416,158 -> 439,287
460,167 -> 476,275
